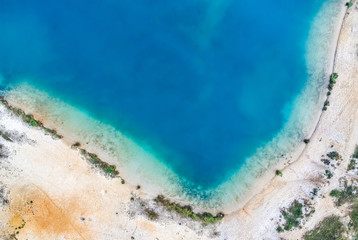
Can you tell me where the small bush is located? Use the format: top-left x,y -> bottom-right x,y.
325,170 -> 333,179
321,159 -> 331,166
281,200 -> 303,231
71,142 -> 81,149
331,185 -> 357,206
311,188 -> 318,196
348,159 -> 356,171
346,2 -> 354,8
22,114 -> 32,123
352,145 -> 358,158
349,202 -> 358,233
275,170 -> 283,177
145,208 -> 159,220
303,216 -> 345,240
330,190 -> 341,198
324,100 -> 330,106
331,73 -> 339,80
29,119 -> 39,127
327,151 -> 340,160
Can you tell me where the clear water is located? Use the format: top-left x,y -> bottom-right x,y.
0,0 -> 336,195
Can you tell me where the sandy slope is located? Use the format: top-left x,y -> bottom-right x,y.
1,1 -> 358,240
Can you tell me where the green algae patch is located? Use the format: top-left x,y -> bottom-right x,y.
154,195 -> 224,224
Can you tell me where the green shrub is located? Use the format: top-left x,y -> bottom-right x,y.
349,202 -> 358,233
276,170 -> 283,177
330,189 -> 342,198
325,170 -> 333,179
348,159 -> 356,171
331,73 -> 339,80
346,2 -> 353,8
327,151 -> 340,160
303,216 -> 345,240
145,208 -> 159,220
281,200 -> 303,231
352,145 -> 358,158
331,185 -> 357,206
321,159 -> 331,166
29,119 -> 39,127
311,188 -> 318,196
22,114 -> 32,123
71,142 -> 81,149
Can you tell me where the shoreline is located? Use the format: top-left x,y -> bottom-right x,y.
221,0 -> 358,238
0,0 -> 348,214
1,0 -> 358,239
226,0 -> 349,212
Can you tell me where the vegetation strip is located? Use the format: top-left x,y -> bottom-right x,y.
323,73 -> 338,111
79,148 -> 120,178
154,195 -> 224,224
0,96 -> 63,139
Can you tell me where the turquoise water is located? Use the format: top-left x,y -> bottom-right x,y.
0,0 -> 336,198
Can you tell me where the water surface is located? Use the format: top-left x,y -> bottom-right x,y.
0,0 -> 331,193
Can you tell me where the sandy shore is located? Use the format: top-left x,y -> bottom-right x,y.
1,0 -> 358,239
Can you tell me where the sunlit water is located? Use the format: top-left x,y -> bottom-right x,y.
0,0 -> 344,208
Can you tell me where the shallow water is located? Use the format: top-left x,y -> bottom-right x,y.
0,0 -> 340,199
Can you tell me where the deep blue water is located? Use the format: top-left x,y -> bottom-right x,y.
0,0 -> 326,189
